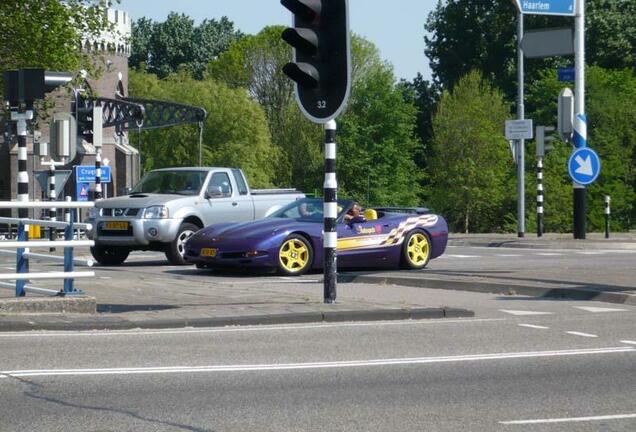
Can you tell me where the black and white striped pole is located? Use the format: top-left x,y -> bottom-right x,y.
49,161 -> 57,249
11,110 -> 34,220
604,195 -> 610,239
536,158 -> 544,237
323,120 -> 338,303
93,103 -> 103,200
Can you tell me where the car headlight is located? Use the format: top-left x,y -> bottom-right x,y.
144,206 -> 169,219
88,208 -> 102,218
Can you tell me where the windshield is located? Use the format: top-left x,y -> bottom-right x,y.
130,170 -> 206,195
269,198 -> 352,222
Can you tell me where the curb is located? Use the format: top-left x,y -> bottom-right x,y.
0,307 -> 474,332
344,274 -> 636,306
447,239 -> 636,250
0,297 -> 96,314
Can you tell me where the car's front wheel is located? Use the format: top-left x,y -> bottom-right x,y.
90,245 -> 130,266
166,222 -> 199,265
401,229 -> 431,269
277,234 -> 313,276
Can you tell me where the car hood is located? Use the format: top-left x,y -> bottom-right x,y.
195,218 -> 316,240
96,193 -> 196,209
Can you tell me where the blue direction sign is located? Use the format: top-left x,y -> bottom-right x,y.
75,165 -> 111,183
514,0 -> 576,16
558,67 -> 575,82
568,147 -> 601,185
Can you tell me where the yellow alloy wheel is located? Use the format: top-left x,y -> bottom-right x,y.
406,232 -> 430,268
279,237 -> 311,274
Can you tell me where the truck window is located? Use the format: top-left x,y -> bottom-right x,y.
232,169 -> 249,195
208,172 -> 233,197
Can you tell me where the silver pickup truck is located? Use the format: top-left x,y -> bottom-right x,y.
87,167 -> 304,265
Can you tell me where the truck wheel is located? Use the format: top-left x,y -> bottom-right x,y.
90,246 -> 130,266
277,234 -> 313,276
166,222 -> 199,265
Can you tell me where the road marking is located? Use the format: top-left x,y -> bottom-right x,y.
566,331 -> 598,338
620,340 -> 636,346
445,254 -> 480,258
576,251 -> 606,255
99,277 -> 111,280
500,413 -> 636,425
518,324 -> 549,330
500,309 -> 553,316
0,318 -> 507,338
535,252 -> 563,256
1,347 -> 633,379
574,306 -> 628,313
495,254 -> 522,257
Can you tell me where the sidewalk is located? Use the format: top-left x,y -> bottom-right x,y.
448,232 -> 636,250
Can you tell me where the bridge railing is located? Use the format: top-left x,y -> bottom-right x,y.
0,201 -> 95,297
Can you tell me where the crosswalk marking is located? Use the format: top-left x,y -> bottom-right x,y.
566,331 -> 598,338
621,340 -> 636,346
574,306 -> 628,313
499,309 -> 553,316
518,323 -> 549,330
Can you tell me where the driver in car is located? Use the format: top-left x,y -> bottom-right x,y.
344,202 -> 366,224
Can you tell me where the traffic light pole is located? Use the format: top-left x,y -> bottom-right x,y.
516,11 -> 525,238
323,120 -> 337,304
11,110 -> 34,220
536,157 -> 544,237
573,0 -> 586,239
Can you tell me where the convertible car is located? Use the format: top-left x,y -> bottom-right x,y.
183,198 -> 448,275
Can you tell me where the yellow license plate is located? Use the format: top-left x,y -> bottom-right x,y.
201,248 -> 217,257
104,221 -> 129,230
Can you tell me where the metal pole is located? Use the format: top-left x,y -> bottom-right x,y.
573,0 -> 586,239
64,211 -> 75,294
323,120 -> 337,304
198,121 -> 204,167
49,160 -> 57,251
93,104 -> 103,200
537,157 -> 544,237
517,11 -> 525,238
604,195 -> 610,239
12,110 -> 34,220
15,222 -> 27,297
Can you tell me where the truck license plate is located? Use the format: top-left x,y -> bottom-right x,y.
201,248 -> 217,257
104,221 -> 129,230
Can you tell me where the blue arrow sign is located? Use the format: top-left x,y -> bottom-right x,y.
75,165 -> 111,183
514,0 -> 576,16
568,147 -> 601,185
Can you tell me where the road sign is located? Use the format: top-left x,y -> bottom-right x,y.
76,182 -> 90,202
558,67 -> 575,82
505,119 -> 534,140
34,170 -> 72,198
568,147 -> 601,185
521,28 -> 574,58
75,165 -> 111,183
513,0 -> 576,16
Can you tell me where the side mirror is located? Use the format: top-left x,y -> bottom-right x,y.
205,186 -> 224,199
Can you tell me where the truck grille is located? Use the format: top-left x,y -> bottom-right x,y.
102,208 -> 141,217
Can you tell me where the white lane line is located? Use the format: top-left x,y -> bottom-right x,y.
566,331 -> 598,338
500,413 -> 636,425
1,347 -> 633,379
620,340 -> 636,346
518,324 -> 549,330
574,306 -> 628,313
495,254 -> 522,257
500,309 -> 553,316
0,318 -> 507,338
535,253 -> 563,256
576,251 -> 606,255
445,254 -> 480,258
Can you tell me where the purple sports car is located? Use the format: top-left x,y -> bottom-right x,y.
184,198 -> 448,275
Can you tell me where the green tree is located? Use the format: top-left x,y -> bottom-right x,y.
0,0 -> 113,99
429,70 -> 512,233
130,13 -> 242,79
128,69 -> 279,187
424,0 -> 636,93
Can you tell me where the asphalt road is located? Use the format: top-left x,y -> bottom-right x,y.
1,298 -> 635,431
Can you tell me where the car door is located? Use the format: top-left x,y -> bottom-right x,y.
200,172 -> 252,225
337,218 -> 394,267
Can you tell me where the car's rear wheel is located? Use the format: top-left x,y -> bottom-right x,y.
90,245 -> 130,266
278,234 -> 313,276
402,229 -> 431,269
166,222 -> 199,265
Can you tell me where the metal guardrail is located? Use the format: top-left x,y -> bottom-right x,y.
0,201 -> 95,297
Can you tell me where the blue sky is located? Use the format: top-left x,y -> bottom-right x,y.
117,0 -> 438,81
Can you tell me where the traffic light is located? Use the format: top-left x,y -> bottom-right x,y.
281,0 -> 351,123
536,126 -> 557,157
3,68 -> 74,109
558,88 -> 574,141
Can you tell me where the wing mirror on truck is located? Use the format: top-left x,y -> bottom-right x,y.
204,186 -> 224,199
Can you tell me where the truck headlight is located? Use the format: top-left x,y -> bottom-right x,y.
88,208 -> 102,218
144,206 -> 169,219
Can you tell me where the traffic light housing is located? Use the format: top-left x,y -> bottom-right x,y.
3,68 -> 74,109
281,0 -> 351,123
536,126 -> 557,157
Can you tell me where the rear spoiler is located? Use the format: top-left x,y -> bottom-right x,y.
373,207 -> 430,215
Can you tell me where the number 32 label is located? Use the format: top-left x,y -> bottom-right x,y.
317,100 -> 327,109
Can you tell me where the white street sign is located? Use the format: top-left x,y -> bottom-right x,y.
505,119 -> 534,140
